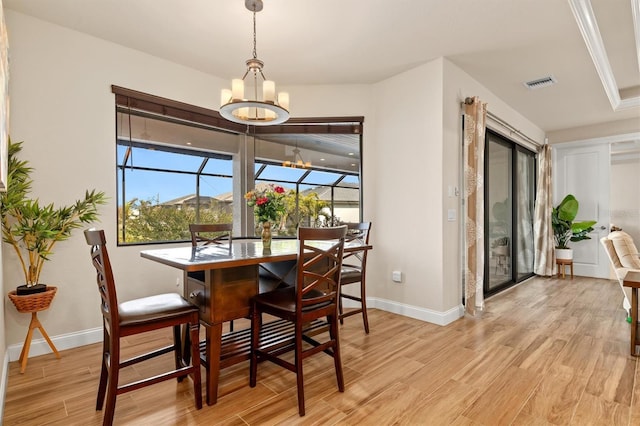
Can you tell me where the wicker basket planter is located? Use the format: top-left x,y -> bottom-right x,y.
8,286 -> 57,313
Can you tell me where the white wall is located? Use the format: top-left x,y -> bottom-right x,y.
611,157 -> 640,243
368,59 -> 445,315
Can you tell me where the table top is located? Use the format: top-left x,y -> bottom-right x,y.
141,238 -> 372,272
623,270 -> 640,288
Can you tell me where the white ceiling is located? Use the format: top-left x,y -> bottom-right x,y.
4,0 -> 640,133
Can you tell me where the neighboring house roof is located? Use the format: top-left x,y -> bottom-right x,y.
161,194 -> 220,206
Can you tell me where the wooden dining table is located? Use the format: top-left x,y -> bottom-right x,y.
140,237 -> 372,405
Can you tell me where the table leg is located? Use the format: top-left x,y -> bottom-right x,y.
205,323 -> 223,405
631,288 -> 638,356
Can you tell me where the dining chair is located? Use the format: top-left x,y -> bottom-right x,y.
188,223 -> 235,330
339,222 -> 372,333
84,229 -> 202,426
189,223 -> 232,247
249,225 -> 347,416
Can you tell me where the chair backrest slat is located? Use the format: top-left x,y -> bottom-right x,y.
343,222 -> 371,267
296,226 -> 347,310
189,223 -> 232,247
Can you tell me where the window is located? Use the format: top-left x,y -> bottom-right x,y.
113,86 -> 364,245
116,113 -> 235,244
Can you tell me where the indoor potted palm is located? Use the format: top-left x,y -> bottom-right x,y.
552,194 -> 596,260
1,139 -> 107,301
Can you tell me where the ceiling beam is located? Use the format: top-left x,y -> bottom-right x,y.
569,0 -> 640,111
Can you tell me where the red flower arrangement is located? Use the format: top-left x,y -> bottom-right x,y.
244,185 -> 287,224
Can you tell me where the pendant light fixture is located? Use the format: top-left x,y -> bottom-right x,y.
282,147 -> 311,169
220,0 -> 290,126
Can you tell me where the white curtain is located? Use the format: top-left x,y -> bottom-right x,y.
533,144 -> 554,276
463,97 -> 487,315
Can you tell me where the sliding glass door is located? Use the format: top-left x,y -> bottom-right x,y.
485,130 -> 535,295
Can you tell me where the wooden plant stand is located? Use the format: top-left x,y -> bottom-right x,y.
8,286 -> 61,373
556,258 -> 574,279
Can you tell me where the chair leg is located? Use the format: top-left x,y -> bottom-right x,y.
249,303 -> 259,388
96,328 -> 109,411
360,280 -> 369,334
295,321 -> 305,416
96,354 -> 109,411
329,313 -> 345,392
338,293 -> 344,325
102,338 -> 119,426
173,325 -> 185,382
182,323 -> 192,366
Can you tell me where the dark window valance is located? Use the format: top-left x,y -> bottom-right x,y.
111,85 -> 364,136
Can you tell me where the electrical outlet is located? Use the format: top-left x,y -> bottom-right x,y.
392,271 -> 402,283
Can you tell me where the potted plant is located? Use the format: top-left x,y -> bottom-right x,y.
0,139 -> 107,296
552,194 -> 596,260
491,236 -> 510,256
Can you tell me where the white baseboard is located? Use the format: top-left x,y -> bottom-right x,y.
7,326 -> 103,362
342,297 -> 464,326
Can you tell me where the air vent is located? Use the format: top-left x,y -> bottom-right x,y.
523,75 -> 557,90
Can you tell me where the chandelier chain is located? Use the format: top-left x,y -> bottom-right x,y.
252,10 -> 257,60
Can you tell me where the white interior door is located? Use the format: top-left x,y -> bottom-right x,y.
553,142 -> 610,278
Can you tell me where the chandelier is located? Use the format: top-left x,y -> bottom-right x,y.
282,147 -> 311,169
220,0 -> 290,126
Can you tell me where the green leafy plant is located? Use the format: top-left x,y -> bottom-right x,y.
552,194 -> 597,249
0,139 -> 107,287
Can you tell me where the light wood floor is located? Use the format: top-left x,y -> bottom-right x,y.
4,276 -> 640,425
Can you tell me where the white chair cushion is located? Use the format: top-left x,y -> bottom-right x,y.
609,231 -> 640,269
